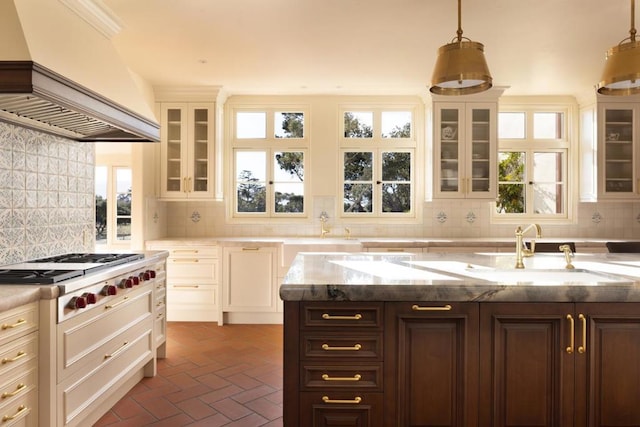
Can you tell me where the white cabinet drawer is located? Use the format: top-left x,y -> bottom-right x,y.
167,258 -> 218,283
57,287 -> 153,381
58,325 -> 153,427
0,386 -> 36,427
166,284 -> 217,322
0,333 -> 37,381
0,366 -> 37,414
0,303 -> 37,347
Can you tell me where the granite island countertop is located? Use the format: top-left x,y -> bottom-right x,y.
280,251 -> 640,303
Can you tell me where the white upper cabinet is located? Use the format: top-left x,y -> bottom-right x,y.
434,102 -> 497,199
597,102 -> 638,199
160,103 -> 215,199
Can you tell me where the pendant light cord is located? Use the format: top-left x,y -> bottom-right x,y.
631,0 -> 637,42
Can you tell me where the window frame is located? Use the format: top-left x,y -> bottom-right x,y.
492,101 -> 575,224
95,165 -> 132,249
338,104 -> 421,222
228,105 -> 310,221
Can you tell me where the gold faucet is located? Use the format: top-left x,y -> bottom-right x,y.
514,223 -> 542,269
559,244 -> 575,269
320,211 -> 330,238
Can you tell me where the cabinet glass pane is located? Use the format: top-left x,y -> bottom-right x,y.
604,109 -> 634,193
440,109 -> 459,192
471,109 -> 491,192
166,108 -> 182,192
192,109 -> 209,192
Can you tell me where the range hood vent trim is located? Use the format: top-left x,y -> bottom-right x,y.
0,61 -> 159,142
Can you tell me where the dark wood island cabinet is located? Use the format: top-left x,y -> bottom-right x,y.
281,252 -> 640,427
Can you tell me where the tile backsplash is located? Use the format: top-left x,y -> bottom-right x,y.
0,122 -> 94,265
158,197 -> 640,240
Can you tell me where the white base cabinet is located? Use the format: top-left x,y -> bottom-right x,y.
222,246 -> 279,324
146,244 -> 219,322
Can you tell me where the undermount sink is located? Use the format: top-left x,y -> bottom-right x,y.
406,260 -> 632,285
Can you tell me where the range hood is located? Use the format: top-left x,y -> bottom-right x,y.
0,0 -> 159,142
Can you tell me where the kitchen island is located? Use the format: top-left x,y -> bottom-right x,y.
280,251 -> 640,427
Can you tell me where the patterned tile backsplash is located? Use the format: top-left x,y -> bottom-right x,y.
0,122 -> 94,265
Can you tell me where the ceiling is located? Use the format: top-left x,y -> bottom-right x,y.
103,0 -> 630,102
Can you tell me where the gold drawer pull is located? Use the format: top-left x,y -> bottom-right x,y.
322,396 -> 362,404
105,296 -> 129,309
173,250 -> 199,254
322,313 -> 362,320
1,351 -> 26,364
1,383 -> 26,399
242,247 -> 260,251
172,259 -> 200,263
2,405 -> 27,422
104,341 -> 129,359
578,313 -> 587,354
173,285 -> 200,289
411,304 -> 452,311
1,319 -> 26,330
322,374 -> 362,382
322,343 -> 361,351
566,314 -> 574,354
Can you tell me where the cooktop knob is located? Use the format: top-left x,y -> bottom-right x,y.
68,296 -> 87,309
82,292 -> 97,304
119,278 -> 133,289
101,285 -> 117,296
141,271 -> 151,281
146,270 -> 156,279
131,276 -> 140,285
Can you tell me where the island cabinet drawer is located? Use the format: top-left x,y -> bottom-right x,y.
301,363 -> 383,391
301,333 -> 382,360
299,391 -> 384,427
0,302 -> 38,347
302,303 -> 383,328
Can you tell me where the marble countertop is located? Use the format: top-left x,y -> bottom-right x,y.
280,252 -> 640,303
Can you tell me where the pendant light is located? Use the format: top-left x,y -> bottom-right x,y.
430,0 -> 492,95
597,0 -> 640,95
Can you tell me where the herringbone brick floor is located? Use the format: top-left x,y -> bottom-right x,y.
94,322 -> 284,426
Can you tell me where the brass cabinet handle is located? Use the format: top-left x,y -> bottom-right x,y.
322,396 -> 362,404
242,247 -> 260,251
322,313 -> 362,320
183,177 -> 187,193
1,319 -> 26,330
578,314 -> 587,354
172,250 -> 200,254
566,314 -> 574,354
412,304 -> 452,311
1,351 -> 26,365
105,296 -> 129,310
173,285 -> 200,289
322,374 -> 361,382
321,343 -> 362,351
1,383 -> 26,399
172,259 -> 199,263
2,405 -> 27,421
104,341 -> 129,359
187,177 -> 192,192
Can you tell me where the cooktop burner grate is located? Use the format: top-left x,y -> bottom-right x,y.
0,269 -> 84,284
29,253 -> 144,265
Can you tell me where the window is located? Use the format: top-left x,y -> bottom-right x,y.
495,107 -> 571,221
231,108 -> 308,218
95,165 -> 132,247
340,107 -> 416,218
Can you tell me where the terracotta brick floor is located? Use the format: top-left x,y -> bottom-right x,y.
94,322 -> 283,426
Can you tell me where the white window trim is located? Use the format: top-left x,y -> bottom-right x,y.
338,103 -> 423,223
492,99 -> 577,225
226,103 -> 310,223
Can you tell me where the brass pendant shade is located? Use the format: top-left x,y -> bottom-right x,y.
597,0 -> 640,95
430,0 -> 492,95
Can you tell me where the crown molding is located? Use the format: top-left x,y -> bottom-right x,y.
58,0 -> 122,39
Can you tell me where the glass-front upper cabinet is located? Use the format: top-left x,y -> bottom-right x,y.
160,103 -> 215,199
434,102 -> 497,199
598,103 -> 637,199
